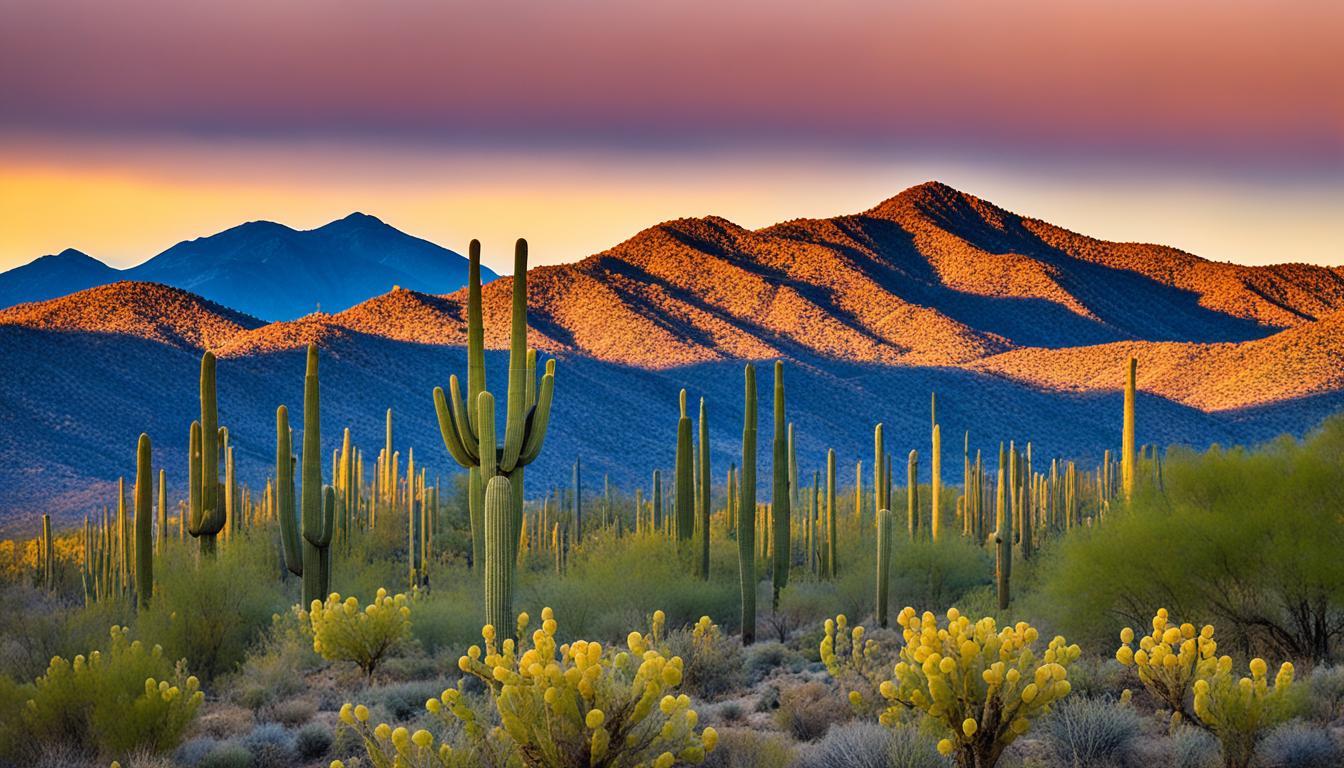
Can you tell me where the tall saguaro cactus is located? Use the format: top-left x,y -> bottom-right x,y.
738,364 -> 758,645
675,389 -> 694,542
994,443 -> 1012,610
433,240 -> 556,626
188,352 -> 226,555
276,405 -> 302,577
1121,355 -> 1137,502
697,396 -> 711,580
300,344 -> 334,606
931,423 -> 941,542
770,361 -> 790,608
826,449 -> 836,579
907,450 -> 920,539
876,507 -> 893,628
483,474 -> 514,634
134,434 -> 153,609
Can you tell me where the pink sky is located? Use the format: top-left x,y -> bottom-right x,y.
1,0 -> 1340,270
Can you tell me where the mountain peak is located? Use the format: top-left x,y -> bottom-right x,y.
50,247 -> 95,261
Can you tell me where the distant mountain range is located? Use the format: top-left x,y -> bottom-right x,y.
3,182 -> 1343,533
0,213 -> 495,321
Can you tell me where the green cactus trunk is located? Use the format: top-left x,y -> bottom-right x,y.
876,507 -> 893,628
931,423 -> 941,543
770,361 -> 790,609
276,405 -> 302,577
573,456 -> 582,539
134,434 -> 153,609
483,476 -> 514,634
156,469 -> 167,556
738,364 -> 758,645
907,449 -> 920,540
1122,355 -> 1137,502
995,443 -> 1012,610
697,397 -> 711,579
300,345 -> 333,607
826,449 -> 836,579
674,389 -> 694,542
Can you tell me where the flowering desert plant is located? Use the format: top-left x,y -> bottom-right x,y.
23,625 -> 203,758
823,607 -> 1079,768
1116,609 -> 1300,768
336,607 -> 718,768
304,588 -> 411,679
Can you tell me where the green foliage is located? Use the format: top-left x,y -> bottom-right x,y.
774,680 -> 852,740
662,616 -> 747,701
22,625 -> 202,760
700,728 -> 796,768
305,588 -> 412,679
1039,420 -> 1344,661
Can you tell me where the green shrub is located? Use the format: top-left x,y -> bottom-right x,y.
304,588 -> 412,679
0,672 -> 28,761
195,741 -> 252,768
1257,721 -> 1339,768
663,616 -> 747,701
135,537 -> 285,681
240,722 -> 296,768
294,721 -> 334,761
22,625 -> 202,759
795,721 -> 952,768
699,727 -> 796,768
227,609 -> 321,712
774,680 -> 852,741
745,642 -> 804,683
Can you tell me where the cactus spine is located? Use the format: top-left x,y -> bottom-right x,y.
1122,355 -> 1137,502
134,434 -> 153,609
876,507 -> 893,628
697,397 -> 711,580
300,344 -> 334,607
738,364 -> 758,645
770,361 -> 790,608
675,389 -> 694,542
433,239 -> 557,617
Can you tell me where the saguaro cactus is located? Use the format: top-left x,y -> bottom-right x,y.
907,449 -> 920,540
931,423 -> 941,542
770,361 -> 790,609
483,474 -> 513,632
1122,355 -> 1137,502
300,344 -> 334,606
698,396 -> 711,580
188,352 -> 226,555
156,469 -> 167,555
994,443 -> 1012,610
675,389 -> 694,542
572,456 -> 582,538
826,449 -> 836,579
739,364 -> 758,645
433,239 -> 557,608
276,405 -> 302,577
134,433 -> 153,609
876,507 -> 893,628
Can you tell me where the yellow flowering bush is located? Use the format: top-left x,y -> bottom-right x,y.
337,607 -> 717,768
824,607 -> 1079,768
304,588 -> 411,679
23,625 -> 203,758
1116,610 -> 1300,768
819,614 -> 884,716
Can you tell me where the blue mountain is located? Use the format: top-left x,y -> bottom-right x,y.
0,214 -> 494,320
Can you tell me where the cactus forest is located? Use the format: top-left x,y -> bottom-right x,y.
3,233 -> 1342,768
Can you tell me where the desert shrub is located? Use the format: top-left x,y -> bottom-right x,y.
794,720 -> 952,768
336,606 -> 719,767
0,582 -> 133,683
22,625 -> 202,759
888,538 -> 994,612
700,728 -> 796,768
1116,609 -> 1302,767
135,540 -> 284,681
1305,664 -> 1344,723
195,741 -> 252,768
663,616 -> 747,701
1064,656 -> 1129,700
1256,721 -> 1339,768
407,583 -> 480,656
294,721 -> 334,760
1167,726 -> 1221,768
745,641 -> 805,683
374,679 -> 447,720
1039,425 -> 1344,662
1042,696 -> 1140,768
304,588 -> 411,679
175,737 -> 219,767
824,607 -> 1079,768
228,608 -> 321,711
260,695 -> 316,726
240,722 -> 296,768
0,672 -> 28,761
774,680 -> 852,741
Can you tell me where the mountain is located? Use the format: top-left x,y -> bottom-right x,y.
0,249 -> 118,308
0,214 -> 496,321
2,182 -> 1343,533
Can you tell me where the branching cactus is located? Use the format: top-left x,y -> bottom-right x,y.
300,345 -> 334,606
433,239 -> 556,603
187,352 -> 226,555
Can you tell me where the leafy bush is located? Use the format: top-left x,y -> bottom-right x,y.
22,625 -> 203,759
304,588 -> 412,679
336,606 -> 719,767
774,680 -> 852,741
1256,721 -> 1339,768
240,722 -> 296,768
825,607 -> 1079,768
135,539 -> 284,681
1039,424 -> 1344,661
1042,696 -> 1140,768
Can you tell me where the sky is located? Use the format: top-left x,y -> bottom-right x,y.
1,0 -> 1340,273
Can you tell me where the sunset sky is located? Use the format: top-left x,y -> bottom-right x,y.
1,0 -> 1340,273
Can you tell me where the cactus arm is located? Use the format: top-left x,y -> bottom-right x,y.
448,375 -> 480,459
433,385 -> 476,467
466,239 -> 485,432
477,391 -> 497,480
276,405 -> 302,576
517,362 -> 555,465
500,240 -> 530,472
